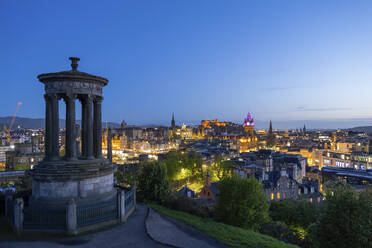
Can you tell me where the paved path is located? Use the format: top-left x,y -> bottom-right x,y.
146,208 -> 227,248
1,205 -> 226,248
0,205 -> 167,248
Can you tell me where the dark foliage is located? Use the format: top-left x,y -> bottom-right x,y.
270,199 -> 319,228
215,175 -> 269,230
137,162 -> 170,203
163,194 -> 213,219
313,185 -> 372,248
260,221 -> 303,246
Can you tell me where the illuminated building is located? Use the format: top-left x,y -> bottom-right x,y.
243,112 -> 254,136
239,113 -> 257,152
170,124 -> 193,140
201,119 -> 228,128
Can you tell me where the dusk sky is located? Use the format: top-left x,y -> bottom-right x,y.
2,0 -> 372,129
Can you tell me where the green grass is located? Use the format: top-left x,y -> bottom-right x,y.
149,203 -> 298,248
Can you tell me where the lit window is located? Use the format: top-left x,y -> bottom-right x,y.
277,192 -> 280,199
271,193 -> 274,200
309,198 -> 313,203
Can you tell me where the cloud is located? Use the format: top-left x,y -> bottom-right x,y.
296,106 -> 352,112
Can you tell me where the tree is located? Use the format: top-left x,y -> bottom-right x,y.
314,185 -> 372,248
161,151 -> 204,183
270,199 -> 318,229
114,170 -> 135,188
137,162 -> 170,203
212,157 -> 235,180
215,175 -> 269,230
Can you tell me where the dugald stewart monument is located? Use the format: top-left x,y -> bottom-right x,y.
6,57 -> 135,235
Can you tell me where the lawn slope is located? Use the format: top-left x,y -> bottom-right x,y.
149,203 -> 298,248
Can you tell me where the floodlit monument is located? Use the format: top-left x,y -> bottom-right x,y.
5,58 -> 135,234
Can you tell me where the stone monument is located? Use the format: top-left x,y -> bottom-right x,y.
12,57 -> 136,234
31,57 -> 114,200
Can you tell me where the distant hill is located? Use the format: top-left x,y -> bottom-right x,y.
349,126 -> 372,134
0,116 -> 120,130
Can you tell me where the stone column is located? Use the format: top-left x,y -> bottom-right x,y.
119,190 -> 126,222
13,198 -> 24,235
50,94 -> 60,160
64,94 -> 77,160
66,198 -> 77,234
44,94 -> 52,160
81,97 -> 87,157
93,97 -> 103,158
107,128 -> 112,162
86,95 -> 94,159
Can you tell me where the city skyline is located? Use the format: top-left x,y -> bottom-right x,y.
2,0 -> 372,128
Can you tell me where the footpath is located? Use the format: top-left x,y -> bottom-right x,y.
0,204 -> 225,248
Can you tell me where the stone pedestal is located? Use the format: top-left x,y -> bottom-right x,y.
31,159 -> 114,200
66,198 -> 77,234
119,190 -> 126,222
13,198 -> 24,235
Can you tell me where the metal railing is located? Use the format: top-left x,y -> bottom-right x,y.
125,187 -> 135,211
5,197 -> 14,225
77,196 -> 118,228
23,205 -> 66,230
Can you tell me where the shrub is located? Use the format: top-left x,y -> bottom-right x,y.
215,175 -> 269,230
260,222 -> 300,245
163,194 -> 213,218
137,162 -> 170,203
270,199 -> 319,228
314,185 -> 372,248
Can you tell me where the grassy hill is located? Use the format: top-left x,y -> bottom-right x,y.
149,203 -> 298,248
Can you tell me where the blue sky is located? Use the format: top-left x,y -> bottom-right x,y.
1,0 -> 372,129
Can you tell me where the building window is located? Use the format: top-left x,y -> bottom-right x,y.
277,192 -> 280,199
309,198 -> 313,203
271,193 -> 274,200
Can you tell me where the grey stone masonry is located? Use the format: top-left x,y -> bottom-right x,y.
43,94 -> 52,160
85,95 -> 94,159
64,93 -> 77,160
67,198 -> 77,234
107,128 -> 112,162
93,97 -> 102,158
50,93 -> 59,160
13,198 -> 24,235
37,57 -> 108,162
24,57 -> 123,235
119,190 -> 126,222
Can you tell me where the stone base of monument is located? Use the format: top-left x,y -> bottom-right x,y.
5,159 -> 136,235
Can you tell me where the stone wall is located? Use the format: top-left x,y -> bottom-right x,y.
32,173 -> 113,199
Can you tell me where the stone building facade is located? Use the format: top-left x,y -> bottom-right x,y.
5,143 -> 43,171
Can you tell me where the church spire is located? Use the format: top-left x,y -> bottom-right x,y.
267,120 -> 275,148
171,112 -> 175,129
269,120 -> 273,134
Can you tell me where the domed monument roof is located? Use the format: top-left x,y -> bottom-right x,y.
37,57 -> 108,97
37,57 -> 108,86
